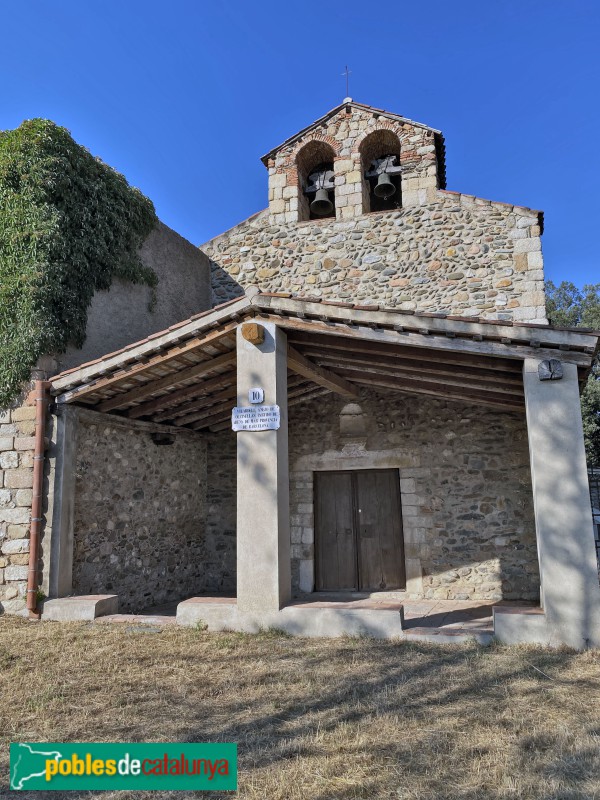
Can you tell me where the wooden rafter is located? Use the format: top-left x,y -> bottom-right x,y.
296,346 -> 523,386
342,371 -> 524,411
271,316 -> 593,366
165,377 -> 311,432
155,374 -> 306,426
55,324 -> 237,404
191,407 -> 232,431
287,345 -> 359,398
128,371 -> 236,420
96,351 -> 236,413
288,332 -> 524,374
315,359 -> 524,398
170,386 -> 239,426
207,387 -> 331,433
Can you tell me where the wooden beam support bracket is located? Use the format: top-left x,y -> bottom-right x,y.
287,345 -> 359,398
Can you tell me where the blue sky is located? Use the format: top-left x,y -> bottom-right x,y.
2,1 -> 599,286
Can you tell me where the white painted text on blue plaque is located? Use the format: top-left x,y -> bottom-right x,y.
232,405 -> 280,431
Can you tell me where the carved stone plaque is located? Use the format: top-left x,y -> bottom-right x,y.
538,359 -> 563,381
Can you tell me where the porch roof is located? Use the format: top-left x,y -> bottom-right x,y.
49,288 -> 600,432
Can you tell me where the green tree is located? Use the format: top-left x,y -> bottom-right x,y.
546,280 -> 600,465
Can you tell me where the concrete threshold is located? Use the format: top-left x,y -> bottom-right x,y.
175,594 -> 520,643
40,594 -> 537,645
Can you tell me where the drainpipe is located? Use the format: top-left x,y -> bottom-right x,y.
26,379 -> 50,618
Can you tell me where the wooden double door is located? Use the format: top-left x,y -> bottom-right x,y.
314,469 -> 406,592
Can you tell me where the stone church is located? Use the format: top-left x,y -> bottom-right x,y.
1,99 -> 599,649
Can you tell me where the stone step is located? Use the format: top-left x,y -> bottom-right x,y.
41,594 -> 118,622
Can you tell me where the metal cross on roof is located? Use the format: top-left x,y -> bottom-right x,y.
341,65 -> 351,98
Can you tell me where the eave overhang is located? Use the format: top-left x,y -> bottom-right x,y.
49,289 -> 600,432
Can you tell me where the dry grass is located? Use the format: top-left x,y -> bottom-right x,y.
1,617 -> 600,799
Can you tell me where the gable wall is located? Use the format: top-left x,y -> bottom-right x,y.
206,195 -> 545,323
265,107 -> 440,222
204,104 -> 545,323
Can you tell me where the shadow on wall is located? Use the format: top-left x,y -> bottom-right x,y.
287,389 -> 543,603
204,432 -> 237,594
210,263 -> 244,306
205,386 -> 545,605
69,418 -> 209,614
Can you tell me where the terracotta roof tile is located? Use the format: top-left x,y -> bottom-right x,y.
50,290 -> 599,389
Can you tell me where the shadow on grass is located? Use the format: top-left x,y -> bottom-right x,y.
1,626 -> 599,800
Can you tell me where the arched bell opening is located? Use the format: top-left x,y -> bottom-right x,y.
359,130 -> 402,214
297,141 -> 337,221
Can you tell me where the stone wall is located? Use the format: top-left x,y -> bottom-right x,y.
203,432 -> 236,593
288,389 -> 539,602
58,221 -> 212,373
70,413 -> 208,612
0,399 -> 38,614
263,104 -> 441,223
205,194 -> 545,324
205,100 -> 545,324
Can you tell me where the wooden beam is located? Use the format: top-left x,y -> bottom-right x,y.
56,323 -> 238,404
301,348 -> 523,385
206,422 -> 235,433
207,387 -> 331,433
271,316 -> 593,367
191,407 -> 232,431
287,345 -> 359,398
169,386 -> 239,426
289,389 -> 332,409
254,293 -> 597,351
96,351 -> 236,413
128,372 -> 236,420
183,379 -> 316,430
241,322 -> 265,345
318,359 -> 524,398
340,371 -> 524,410
178,397 -> 235,428
288,331 -> 521,373
158,373 -> 311,425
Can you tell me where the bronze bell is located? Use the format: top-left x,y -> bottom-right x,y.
374,171 -> 396,199
310,188 -> 333,216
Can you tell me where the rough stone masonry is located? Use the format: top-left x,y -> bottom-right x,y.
0,402 -> 38,614
288,389 -> 539,602
196,389 -> 540,604
205,102 -> 545,324
0,100 -> 552,615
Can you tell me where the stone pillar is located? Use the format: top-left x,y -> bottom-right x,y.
43,405 -> 79,598
236,320 -> 291,614
523,359 -> 600,648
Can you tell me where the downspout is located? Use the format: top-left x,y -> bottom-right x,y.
26,379 -> 50,618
